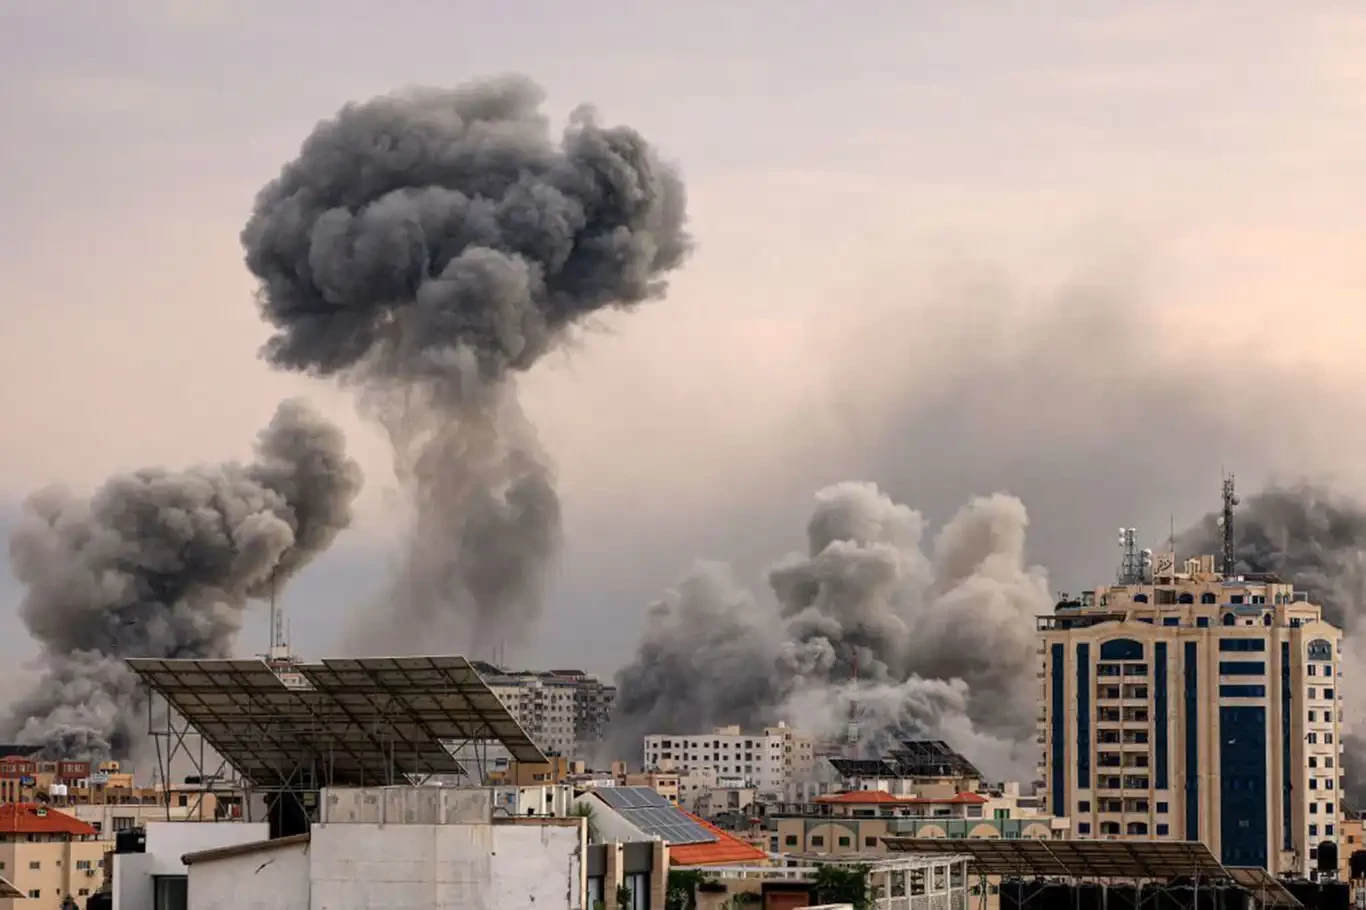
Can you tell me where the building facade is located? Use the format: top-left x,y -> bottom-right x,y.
479,666 -> 616,759
643,724 -> 815,795
1040,552 -> 1343,875
0,804 -> 110,910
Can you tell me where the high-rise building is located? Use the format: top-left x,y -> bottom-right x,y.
478,664 -> 616,759
1039,546 -> 1343,875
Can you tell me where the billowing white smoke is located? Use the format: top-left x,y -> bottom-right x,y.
611,482 -> 1050,781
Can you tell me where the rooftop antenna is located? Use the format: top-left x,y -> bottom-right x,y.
264,570 -> 291,667
1219,474 -> 1239,578
1117,528 -> 1151,583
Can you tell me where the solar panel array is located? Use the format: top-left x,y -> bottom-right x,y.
126,655 -> 545,789
597,786 -> 669,810
596,787 -> 716,846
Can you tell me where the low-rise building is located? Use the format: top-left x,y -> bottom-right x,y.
0,804 -> 111,910
762,790 -> 1065,857
182,787 -> 589,910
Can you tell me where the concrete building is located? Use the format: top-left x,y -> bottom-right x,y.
478,664 -> 616,760
761,790 -> 1065,858
1040,547 -> 1344,875
0,804 -> 110,910
111,820 -> 270,910
643,723 -> 815,795
181,787 -> 588,910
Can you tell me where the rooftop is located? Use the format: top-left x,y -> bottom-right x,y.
0,804 -> 97,837
813,791 -> 988,806
668,811 -> 768,866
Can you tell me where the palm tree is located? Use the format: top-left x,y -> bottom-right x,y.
569,802 -> 601,842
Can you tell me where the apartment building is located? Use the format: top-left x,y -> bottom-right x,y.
1040,547 -> 1343,876
478,665 -> 616,760
642,723 -> 815,795
0,804 -> 110,910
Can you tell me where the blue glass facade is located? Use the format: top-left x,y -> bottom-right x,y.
1052,643 -> 1066,817
1077,643 -> 1090,788
1219,705 -> 1268,868
1281,642 -> 1292,849
1100,638 -> 1144,661
1184,642 -> 1199,841
1155,642 -> 1168,789
1219,684 -> 1267,698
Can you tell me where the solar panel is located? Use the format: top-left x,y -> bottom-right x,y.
597,786 -> 669,811
301,657 -> 546,764
126,654 -> 542,788
593,790 -> 716,846
882,838 -> 1227,880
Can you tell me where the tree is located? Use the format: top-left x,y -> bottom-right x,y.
569,802 -> 601,843
809,863 -> 872,910
666,868 -> 709,910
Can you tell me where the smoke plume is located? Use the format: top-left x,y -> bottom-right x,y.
1,400 -> 363,760
1178,484 -> 1366,798
241,75 -> 690,657
611,482 -> 1050,782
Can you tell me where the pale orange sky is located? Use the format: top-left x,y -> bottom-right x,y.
3,0 -> 1366,669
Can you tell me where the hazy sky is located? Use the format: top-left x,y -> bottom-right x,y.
4,0 -> 1366,676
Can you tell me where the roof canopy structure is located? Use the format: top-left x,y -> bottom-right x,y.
127,655 -> 545,790
882,839 -> 1299,907
884,837 -> 1219,879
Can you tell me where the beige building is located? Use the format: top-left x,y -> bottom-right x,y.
0,804 -> 110,910
1041,548 -> 1343,876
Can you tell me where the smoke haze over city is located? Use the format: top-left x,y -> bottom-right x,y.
5,2 -> 1366,789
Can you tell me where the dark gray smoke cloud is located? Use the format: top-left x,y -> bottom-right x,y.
241,75 -> 690,657
1,400 -> 363,760
610,482 -> 1049,781
1178,484 -> 1366,801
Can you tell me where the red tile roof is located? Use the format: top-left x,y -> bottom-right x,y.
814,790 -> 988,806
0,804 -> 97,836
668,811 -> 769,866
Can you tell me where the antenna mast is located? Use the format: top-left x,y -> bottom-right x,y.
1221,474 -> 1239,578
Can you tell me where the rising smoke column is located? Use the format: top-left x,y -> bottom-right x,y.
1178,483 -> 1366,798
611,482 -> 1050,781
241,75 -> 691,656
1,400 -> 363,760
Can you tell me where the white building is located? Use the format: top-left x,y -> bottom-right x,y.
480,665 -> 615,759
182,787 -> 587,910
1041,547 -> 1344,876
643,723 -> 815,795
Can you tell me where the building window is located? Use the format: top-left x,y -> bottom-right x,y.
1157,824 -> 1169,836
1202,593 -> 1217,604
1310,825 -> 1319,837
1308,665 -> 1317,676
1310,757 -> 1318,768
1156,802 -> 1168,813
1078,801 -> 1090,812
1310,803 -> 1318,814
26,892 -> 38,900
784,835 -> 798,847
1197,617 -> 1210,627
1310,779 -> 1318,790
28,862 -> 39,870
838,836 -> 851,847
1223,613 -> 1236,626
1326,689 -> 1335,700
1309,733 -> 1318,744
865,836 -> 878,848
1078,823 -> 1091,834
1328,825 -> 1336,836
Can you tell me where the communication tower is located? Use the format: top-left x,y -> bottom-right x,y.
1218,474 -> 1239,578
1116,528 -> 1153,584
